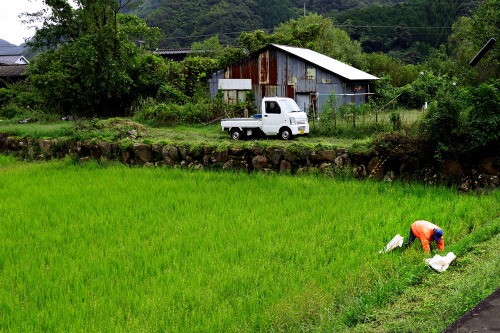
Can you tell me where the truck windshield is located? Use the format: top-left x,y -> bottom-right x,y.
280,99 -> 302,112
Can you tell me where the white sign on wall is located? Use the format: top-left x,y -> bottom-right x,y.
218,79 -> 252,90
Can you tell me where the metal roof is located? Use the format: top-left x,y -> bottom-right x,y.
153,49 -> 213,55
270,44 -> 378,81
154,48 -> 192,55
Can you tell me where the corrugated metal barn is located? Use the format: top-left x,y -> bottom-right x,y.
209,43 -> 379,114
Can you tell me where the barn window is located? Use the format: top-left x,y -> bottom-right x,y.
306,67 -> 316,80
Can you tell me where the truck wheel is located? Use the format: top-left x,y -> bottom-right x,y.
279,128 -> 293,140
230,129 -> 243,140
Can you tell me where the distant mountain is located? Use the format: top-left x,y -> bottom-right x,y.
129,0 -> 479,63
132,0 -> 299,48
0,39 -> 25,55
129,0 -> 413,48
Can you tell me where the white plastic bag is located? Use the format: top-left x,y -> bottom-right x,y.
379,234 -> 404,253
425,252 -> 457,273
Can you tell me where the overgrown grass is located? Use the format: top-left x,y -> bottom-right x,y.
0,108 -> 424,150
0,159 -> 498,332
0,120 -> 373,151
0,121 -> 73,139
310,109 -> 424,139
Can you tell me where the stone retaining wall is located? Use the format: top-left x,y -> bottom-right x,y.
1,134 -> 498,192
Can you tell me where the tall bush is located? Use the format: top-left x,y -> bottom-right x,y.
422,90 -> 463,146
133,100 -> 222,126
0,82 -> 43,120
465,80 -> 500,151
399,72 -> 456,109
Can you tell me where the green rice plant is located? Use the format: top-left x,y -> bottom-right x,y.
0,161 -> 498,332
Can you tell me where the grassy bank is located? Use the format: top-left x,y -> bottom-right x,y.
0,111 -> 418,149
0,156 -> 498,332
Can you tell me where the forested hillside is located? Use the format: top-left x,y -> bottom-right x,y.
131,0 -> 481,63
333,0 -> 481,62
289,0 -> 405,14
133,0 -> 298,47
133,0 -> 407,48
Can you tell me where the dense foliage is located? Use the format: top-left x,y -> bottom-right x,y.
447,0 -> 500,85
332,0 -> 481,63
134,0 -> 298,47
0,0 -> 497,159
127,0 -> 482,64
24,0 -> 163,117
238,14 -> 366,68
465,80 -> 500,151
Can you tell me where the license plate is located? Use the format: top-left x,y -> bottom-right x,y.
300,129 -> 304,134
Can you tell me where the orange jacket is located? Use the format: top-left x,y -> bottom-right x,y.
411,220 -> 445,253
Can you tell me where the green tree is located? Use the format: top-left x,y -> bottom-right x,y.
422,83 -> 464,147
365,52 -> 419,87
237,30 -> 270,54
399,72 -> 456,109
26,0 -> 161,117
423,100 -> 455,148
447,0 -> 500,85
191,35 -> 246,69
271,14 -> 366,68
235,14 -> 368,69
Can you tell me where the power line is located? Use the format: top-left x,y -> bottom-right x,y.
334,24 -> 453,29
434,0 -> 465,48
157,24 -> 454,42
158,29 -> 274,41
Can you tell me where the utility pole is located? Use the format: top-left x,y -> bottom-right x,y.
304,3 -> 306,16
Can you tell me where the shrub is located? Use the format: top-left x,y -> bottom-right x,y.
465,80 -> 500,151
0,88 -> 15,109
0,103 -> 24,119
398,72 -> 455,109
133,101 -> 221,126
0,82 -> 45,120
422,97 -> 460,144
421,81 -> 464,146
390,111 -> 401,131
156,84 -> 188,105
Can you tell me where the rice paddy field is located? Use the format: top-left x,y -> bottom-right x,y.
0,155 -> 498,332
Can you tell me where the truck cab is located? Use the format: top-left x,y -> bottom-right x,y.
221,97 -> 309,140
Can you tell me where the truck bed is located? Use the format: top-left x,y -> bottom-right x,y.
221,118 -> 262,129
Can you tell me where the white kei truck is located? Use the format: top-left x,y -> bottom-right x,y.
221,97 -> 310,140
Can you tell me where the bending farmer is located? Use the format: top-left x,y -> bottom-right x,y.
405,220 -> 444,253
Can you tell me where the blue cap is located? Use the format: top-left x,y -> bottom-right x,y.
434,228 -> 443,242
